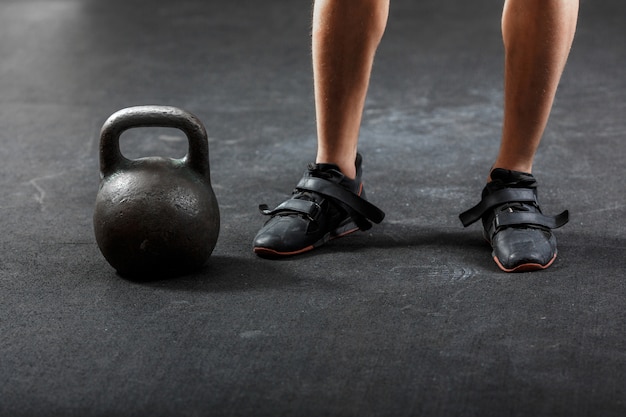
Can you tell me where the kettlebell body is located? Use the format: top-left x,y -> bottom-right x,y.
94,106 -> 220,277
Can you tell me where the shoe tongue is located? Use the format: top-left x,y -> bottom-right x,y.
489,168 -> 537,188
306,162 -> 361,194
483,168 -> 538,199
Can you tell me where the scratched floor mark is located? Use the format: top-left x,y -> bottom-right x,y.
28,172 -> 67,211
390,263 -> 478,283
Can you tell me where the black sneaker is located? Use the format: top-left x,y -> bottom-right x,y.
253,154 -> 385,257
459,169 -> 569,272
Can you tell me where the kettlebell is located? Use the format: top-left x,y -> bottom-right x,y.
93,105 -> 220,278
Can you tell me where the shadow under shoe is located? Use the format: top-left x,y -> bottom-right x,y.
459,168 -> 569,273
253,154 -> 384,257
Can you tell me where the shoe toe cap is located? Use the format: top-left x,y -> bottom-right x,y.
492,227 -> 557,272
253,216 -> 314,254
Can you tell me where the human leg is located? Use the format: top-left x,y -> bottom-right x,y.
494,0 -> 579,174
252,0 -> 388,256
313,0 -> 389,178
461,0 -> 578,272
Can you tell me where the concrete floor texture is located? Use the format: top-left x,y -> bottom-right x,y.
1,0 -> 625,416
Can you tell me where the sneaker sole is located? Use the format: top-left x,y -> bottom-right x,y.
253,222 -> 359,258
493,252 -> 558,273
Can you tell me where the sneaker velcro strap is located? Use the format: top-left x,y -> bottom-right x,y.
259,199 -> 322,220
296,177 -> 385,224
495,209 -> 570,230
459,188 -> 537,227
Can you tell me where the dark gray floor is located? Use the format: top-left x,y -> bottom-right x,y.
1,0 -> 625,416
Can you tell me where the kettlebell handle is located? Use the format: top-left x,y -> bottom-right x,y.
99,105 -> 210,179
